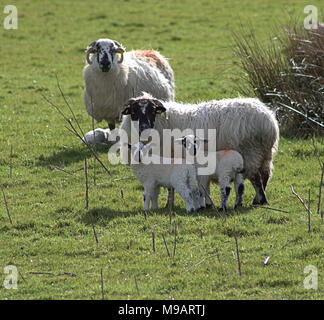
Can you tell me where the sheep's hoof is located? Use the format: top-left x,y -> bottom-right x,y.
252,197 -> 268,205
198,206 -> 206,211
234,203 -> 243,209
205,204 -> 213,209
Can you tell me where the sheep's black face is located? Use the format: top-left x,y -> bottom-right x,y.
87,39 -> 124,72
96,41 -> 115,72
122,98 -> 166,135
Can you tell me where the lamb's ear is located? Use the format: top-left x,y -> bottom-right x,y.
152,100 -> 166,115
127,143 -> 132,149
174,137 -> 185,144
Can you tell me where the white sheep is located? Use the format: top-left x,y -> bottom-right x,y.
176,135 -> 245,210
127,142 -> 204,212
82,38 -> 175,144
120,92 -> 279,206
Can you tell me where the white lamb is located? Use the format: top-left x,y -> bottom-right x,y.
127,142 -> 203,212
82,38 -> 175,144
176,135 -> 245,211
120,93 -> 279,206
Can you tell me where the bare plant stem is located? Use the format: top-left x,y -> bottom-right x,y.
233,226 -> 242,277
100,268 -> 104,300
308,189 -> 311,233
84,158 -> 89,210
1,187 -> 12,225
134,276 -> 140,295
89,212 -> 98,244
162,233 -> 170,257
173,223 -> 177,258
290,185 -> 313,216
152,232 -> 156,253
317,165 -> 323,215
9,144 -> 13,178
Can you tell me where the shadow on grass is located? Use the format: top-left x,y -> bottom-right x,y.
36,144 -> 110,168
79,204 -> 253,227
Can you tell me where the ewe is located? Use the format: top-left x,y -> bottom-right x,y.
83,38 -> 174,144
120,93 -> 279,206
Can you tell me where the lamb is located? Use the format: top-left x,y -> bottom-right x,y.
176,135 -> 245,211
82,38 -> 175,144
127,142 -> 204,212
120,93 -> 279,206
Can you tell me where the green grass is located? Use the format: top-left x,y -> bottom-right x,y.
0,0 -> 323,300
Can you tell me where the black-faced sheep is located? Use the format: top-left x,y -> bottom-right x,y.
120,93 -> 279,206
82,38 -> 175,144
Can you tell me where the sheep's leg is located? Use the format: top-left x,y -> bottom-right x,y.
218,178 -> 231,211
143,183 -> 155,210
250,173 -> 268,205
204,179 -> 212,208
108,122 -> 115,131
165,187 -> 174,210
150,185 -> 160,210
234,173 -> 245,209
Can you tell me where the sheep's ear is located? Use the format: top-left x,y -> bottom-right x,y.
127,143 -> 132,149
152,100 -> 166,114
174,137 -> 185,144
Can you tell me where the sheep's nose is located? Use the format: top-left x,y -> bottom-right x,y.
100,62 -> 111,72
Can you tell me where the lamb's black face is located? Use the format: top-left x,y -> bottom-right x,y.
122,98 -> 166,135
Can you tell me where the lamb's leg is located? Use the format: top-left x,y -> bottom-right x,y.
250,172 -> 268,205
143,183 -> 156,210
234,173 -> 245,209
218,177 -> 231,211
150,185 -> 160,210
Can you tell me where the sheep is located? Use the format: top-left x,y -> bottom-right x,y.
120,92 -> 279,206
175,135 -> 245,210
127,141 -> 204,212
82,38 -> 175,144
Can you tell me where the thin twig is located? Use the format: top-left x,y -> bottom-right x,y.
152,232 -> 156,253
91,96 -> 97,187
84,158 -> 89,210
317,165 -> 323,215
89,212 -> 98,244
1,187 -> 12,225
252,204 -> 289,214
52,165 -> 74,175
308,189 -> 311,233
173,223 -> 177,258
162,233 -> 170,257
233,225 -> 242,277
43,94 -> 111,176
9,144 -> 13,178
290,185 -> 313,215
185,253 -> 219,273
199,183 -> 224,218
100,268 -> 104,300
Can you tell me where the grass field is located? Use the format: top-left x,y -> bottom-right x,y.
0,0 -> 323,300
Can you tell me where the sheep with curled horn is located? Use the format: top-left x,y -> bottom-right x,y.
82,38 -> 175,144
